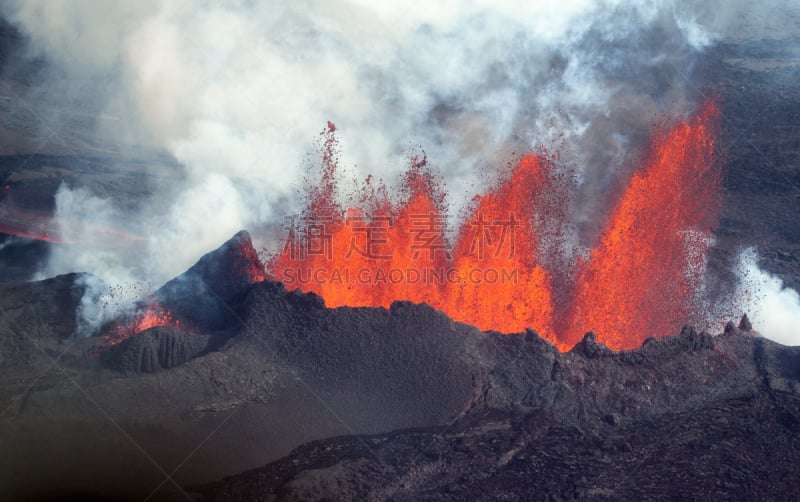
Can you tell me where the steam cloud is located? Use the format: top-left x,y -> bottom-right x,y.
1,1 -> 798,341
735,248 -> 800,346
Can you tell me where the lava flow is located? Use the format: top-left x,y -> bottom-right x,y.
267,103 -> 721,351
104,303 -> 180,346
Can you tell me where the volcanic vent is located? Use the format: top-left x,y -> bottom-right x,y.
267,102 -> 722,350
100,231 -> 267,370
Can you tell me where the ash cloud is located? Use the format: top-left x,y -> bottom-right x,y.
1,1 -> 798,339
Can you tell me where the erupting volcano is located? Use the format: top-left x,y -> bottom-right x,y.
104,302 -> 180,346
100,229 -> 270,342
268,102 -> 721,351
4,2 -> 800,499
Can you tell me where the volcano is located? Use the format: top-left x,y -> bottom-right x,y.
1,7 -> 800,502
3,229 -> 800,500
268,103 -> 721,351
101,230 -> 266,348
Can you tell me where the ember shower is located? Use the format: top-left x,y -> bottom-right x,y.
2,1 -> 798,343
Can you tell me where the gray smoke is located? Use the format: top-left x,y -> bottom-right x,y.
1,0 -> 798,339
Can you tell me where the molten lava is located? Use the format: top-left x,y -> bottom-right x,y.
268,102 -> 721,351
445,154 -> 559,340
562,102 -> 720,348
104,303 -> 181,346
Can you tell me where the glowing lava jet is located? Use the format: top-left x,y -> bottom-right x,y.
562,101 -> 720,348
269,103 -> 721,351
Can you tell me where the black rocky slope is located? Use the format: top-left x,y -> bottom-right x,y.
150,230 -> 264,332
1,229 -> 799,500
237,280 -> 796,429
196,391 -> 800,501
101,326 -> 221,374
193,293 -> 800,500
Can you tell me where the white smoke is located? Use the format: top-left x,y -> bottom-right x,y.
41,183 -> 139,285
1,0 -> 798,334
735,248 -> 800,346
43,184 -> 151,336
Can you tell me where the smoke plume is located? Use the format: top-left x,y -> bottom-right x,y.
1,1 -> 798,341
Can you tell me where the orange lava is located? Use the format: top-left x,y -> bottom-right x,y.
562,102 -> 721,348
0,207 -> 72,243
268,102 -> 721,351
0,223 -> 66,243
444,154 -> 558,342
104,303 -> 180,346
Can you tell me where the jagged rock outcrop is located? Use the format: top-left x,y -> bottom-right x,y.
150,230 -> 265,332
569,331 -> 612,358
739,313 -> 753,331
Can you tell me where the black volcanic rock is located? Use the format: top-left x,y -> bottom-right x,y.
237,285 -> 483,431
739,313 -> 753,331
101,326 -> 219,373
677,325 -> 716,350
150,230 -> 265,332
0,272 -> 107,374
0,272 -> 92,339
2,235 -> 800,499
195,391 -> 800,501
570,331 -> 612,358
231,275 -> 792,434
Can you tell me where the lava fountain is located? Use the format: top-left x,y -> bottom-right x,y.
562,101 -> 720,348
267,102 -> 720,351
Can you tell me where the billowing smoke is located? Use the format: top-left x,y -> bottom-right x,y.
44,184 -> 138,284
735,248 -> 800,346
1,1 -> 797,340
